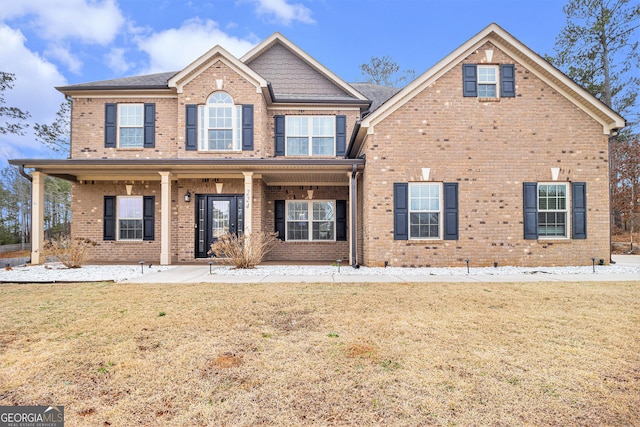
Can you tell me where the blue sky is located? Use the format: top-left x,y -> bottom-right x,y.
0,0 -> 568,163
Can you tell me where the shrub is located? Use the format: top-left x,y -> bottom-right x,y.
208,231 -> 280,269
42,236 -> 97,268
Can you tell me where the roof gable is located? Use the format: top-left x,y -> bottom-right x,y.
360,23 -> 625,136
242,33 -> 368,103
168,45 -> 268,95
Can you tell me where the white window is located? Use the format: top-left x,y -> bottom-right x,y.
409,183 -> 442,239
118,104 -> 144,147
286,200 -> 335,241
538,183 -> 569,238
117,196 -> 143,240
477,65 -> 498,98
286,116 -> 335,156
199,92 -> 242,151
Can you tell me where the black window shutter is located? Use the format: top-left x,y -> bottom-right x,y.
523,182 -> 538,240
242,104 -> 254,151
185,104 -> 197,151
143,103 -> 155,148
105,103 -> 117,148
443,183 -> 459,240
336,200 -> 347,241
275,200 -> 285,240
572,182 -> 587,239
394,183 -> 408,240
274,115 -> 285,156
501,64 -> 516,97
143,196 -> 155,241
336,115 -> 346,157
104,196 -> 116,241
462,64 -> 477,97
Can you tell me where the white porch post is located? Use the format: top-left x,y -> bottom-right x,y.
159,172 -> 172,265
243,172 -> 253,236
30,171 -> 45,264
347,172 -> 354,266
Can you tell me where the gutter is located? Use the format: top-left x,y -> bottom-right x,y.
17,164 -> 32,182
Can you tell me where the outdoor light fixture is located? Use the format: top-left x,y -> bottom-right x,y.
139,261 -> 144,274
209,261 -> 213,275
465,259 -> 470,274
184,190 -> 191,203
337,259 -> 342,273
591,257 -> 596,273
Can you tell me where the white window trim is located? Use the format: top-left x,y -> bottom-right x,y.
285,116 -> 336,157
198,93 -> 242,152
477,65 -> 499,99
285,200 -> 336,242
537,182 -> 570,240
116,195 -> 143,241
117,103 -> 144,148
409,182 -> 443,240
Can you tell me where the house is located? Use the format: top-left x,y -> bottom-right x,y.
10,23 -> 625,267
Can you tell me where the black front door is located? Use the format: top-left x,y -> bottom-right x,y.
195,195 -> 244,258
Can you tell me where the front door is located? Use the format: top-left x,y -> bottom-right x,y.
195,195 -> 244,258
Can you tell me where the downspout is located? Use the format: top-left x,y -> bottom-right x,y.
18,164 -> 32,182
350,163 -> 358,267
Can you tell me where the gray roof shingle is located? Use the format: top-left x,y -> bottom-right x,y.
57,71 -> 177,91
349,83 -> 400,113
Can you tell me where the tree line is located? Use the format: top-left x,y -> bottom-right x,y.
0,0 -> 638,248
0,71 -> 71,245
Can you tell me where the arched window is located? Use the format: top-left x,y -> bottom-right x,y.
199,92 -> 241,151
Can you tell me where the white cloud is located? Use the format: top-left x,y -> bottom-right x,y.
0,0 -> 124,45
136,19 -> 257,74
253,0 -> 315,25
45,44 -> 83,74
105,47 -> 133,75
0,25 -> 67,161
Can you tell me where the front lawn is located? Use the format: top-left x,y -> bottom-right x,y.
1,280 -> 638,426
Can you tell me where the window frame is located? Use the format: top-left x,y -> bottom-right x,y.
285,116 -> 336,157
198,92 -> 242,152
408,182 -> 443,240
117,103 -> 144,148
285,200 -> 336,242
116,196 -> 144,241
537,182 -> 570,239
477,65 -> 499,99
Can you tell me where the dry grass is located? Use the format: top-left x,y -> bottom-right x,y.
1,280 -> 639,426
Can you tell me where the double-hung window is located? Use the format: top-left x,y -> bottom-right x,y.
477,65 -> 498,98
286,116 -> 335,156
537,183 -> 569,238
286,200 -> 335,241
463,64 -> 515,98
199,92 -> 242,151
118,104 -> 144,147
117,196 -> 143,240
409,183 -> 442,239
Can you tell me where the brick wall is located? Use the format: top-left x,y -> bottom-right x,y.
263,185 -> 349,262
360,42 -> 610,267
71,181 -> 166,263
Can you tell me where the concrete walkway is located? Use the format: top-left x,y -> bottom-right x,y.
125,255 -> 640,284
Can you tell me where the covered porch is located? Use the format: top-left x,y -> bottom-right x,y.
10,158 -> 364,266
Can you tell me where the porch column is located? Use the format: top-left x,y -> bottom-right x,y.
30,171 -> 45,265
347,169 -> 358,267
159,172 -> 172,265
243,172 -> 253,235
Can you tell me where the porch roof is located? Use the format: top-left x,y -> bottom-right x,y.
9,158 -> 365,184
